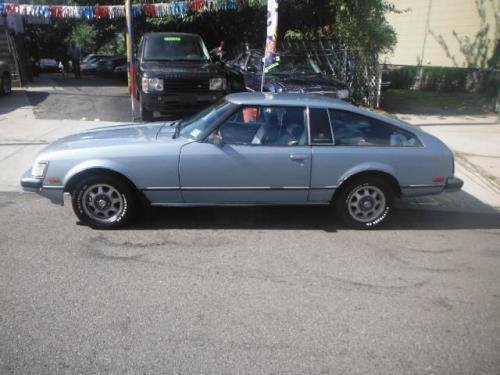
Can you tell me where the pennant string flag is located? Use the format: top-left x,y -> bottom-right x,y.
0,1 -> 265,20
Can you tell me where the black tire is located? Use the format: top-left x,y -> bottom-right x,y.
140,97 -> 154,121
71,174 -> 136,229
335,176 -> 394,229
0,73 -> 11,96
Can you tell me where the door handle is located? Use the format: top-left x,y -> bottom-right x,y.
289,154 -> 309,162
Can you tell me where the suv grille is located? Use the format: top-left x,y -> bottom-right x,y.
164,79 -> 209,93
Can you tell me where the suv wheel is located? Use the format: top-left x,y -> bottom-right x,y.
335,176 -> 394,229
71,174 -> 136,229
0,73 -> 11,95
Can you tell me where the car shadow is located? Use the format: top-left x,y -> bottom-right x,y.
125,204 -> 500,232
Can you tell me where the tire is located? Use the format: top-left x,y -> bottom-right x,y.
71,174 -> 136,229
140,97 -> 154,121
335,176 -> 394,229
0,73 -> 11,96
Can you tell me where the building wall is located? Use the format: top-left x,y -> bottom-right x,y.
382,0 -> 498,68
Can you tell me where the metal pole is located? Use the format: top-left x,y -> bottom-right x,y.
125,0 -> 137,120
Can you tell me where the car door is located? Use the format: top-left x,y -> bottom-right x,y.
179,105 -> 311,203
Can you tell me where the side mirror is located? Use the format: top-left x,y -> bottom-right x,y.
210,132 -> 224,147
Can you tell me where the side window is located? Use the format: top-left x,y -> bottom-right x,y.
309,108 -> 333,144
248,55 -> 262,71
329,110 -> 422,147
218,106 -> 307,146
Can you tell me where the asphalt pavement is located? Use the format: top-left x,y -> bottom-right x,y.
1,75 -> 500,374
1,192 -> 500,374
26,74 -> 132,122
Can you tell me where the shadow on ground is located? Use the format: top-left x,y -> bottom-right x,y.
123,204 -> 500,232
0,90 -> 48,117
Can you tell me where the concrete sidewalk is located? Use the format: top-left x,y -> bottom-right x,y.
0,88 -> 122,191
1,87 -> 499,212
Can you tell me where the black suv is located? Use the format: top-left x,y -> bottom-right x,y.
136,32 -> 243,120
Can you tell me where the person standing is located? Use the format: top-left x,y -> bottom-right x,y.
68,42 -> 82,79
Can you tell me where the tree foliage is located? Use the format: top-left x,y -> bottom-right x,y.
69,23 -> 98,53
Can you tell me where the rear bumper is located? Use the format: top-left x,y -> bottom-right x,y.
444,177 -> 464,192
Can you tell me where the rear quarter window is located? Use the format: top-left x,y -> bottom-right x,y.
329,109 -> 422,147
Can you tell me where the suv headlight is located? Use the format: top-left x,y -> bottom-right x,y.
142,77 -> 164,93
31,162 -> 48,178
337,89 -> 349,100
209,77 -> 226,91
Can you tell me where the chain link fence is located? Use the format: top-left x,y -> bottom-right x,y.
280,39 -> 382,108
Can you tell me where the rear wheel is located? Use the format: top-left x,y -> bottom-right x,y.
71,174 -> 136,229
0,73 -> 11,95
335,176 -> 394,229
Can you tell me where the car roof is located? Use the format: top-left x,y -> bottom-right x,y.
144,32 -> 201,38
225,92 -> 354,109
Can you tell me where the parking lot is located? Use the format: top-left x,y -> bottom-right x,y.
1,75 -> 500,374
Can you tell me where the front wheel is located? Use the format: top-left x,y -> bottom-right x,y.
71,174 -> 136,229
335,176 -> 394,229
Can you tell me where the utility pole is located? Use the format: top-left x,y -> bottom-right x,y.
125,0 -> 137,119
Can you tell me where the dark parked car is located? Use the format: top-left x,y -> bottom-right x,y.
227,50 -> 349,100
37,58 -> 60,73
135,32 -> 244,121
96,56 -> 127,76
81,54 -> 112,74
0,60 -> 11,95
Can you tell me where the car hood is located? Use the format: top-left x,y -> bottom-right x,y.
266,73 -> 346,92
40,122 -> 178,154
139,60 -> 225,78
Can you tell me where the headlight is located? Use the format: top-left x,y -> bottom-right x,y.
337,89 -> 349,100
31,162 -> 48,178
209,77 -> 226,91
142,77 -> 164,93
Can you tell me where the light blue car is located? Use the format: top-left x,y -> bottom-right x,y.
21,93 -> 463,229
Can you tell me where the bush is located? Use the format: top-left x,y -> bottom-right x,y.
387,66 -> 418,89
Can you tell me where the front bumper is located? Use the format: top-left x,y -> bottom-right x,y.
20,169 -> 65,205
444,177 -> 464,192
141,91 -> 225,116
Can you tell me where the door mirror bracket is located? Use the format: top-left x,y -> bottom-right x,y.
210,132 -> 224,147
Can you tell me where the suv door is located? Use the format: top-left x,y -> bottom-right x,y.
179,105 -> 311,203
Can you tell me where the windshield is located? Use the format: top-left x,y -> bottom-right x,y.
143,34 -> 210,62
267,55 -> 321,75
179,100 -> 237,140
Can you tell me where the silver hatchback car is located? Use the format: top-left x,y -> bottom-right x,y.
21,93 -> 463,229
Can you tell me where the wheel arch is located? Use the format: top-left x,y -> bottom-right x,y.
64,167 -> 149,204
332,170 -> 402,202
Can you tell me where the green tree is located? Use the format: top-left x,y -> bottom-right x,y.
282,0 -> 398,55
69,23 -> 98,53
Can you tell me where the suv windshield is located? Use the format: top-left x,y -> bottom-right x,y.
179,100 -> 237,140
143,34 -> 210,62
267,55 -> 321,75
